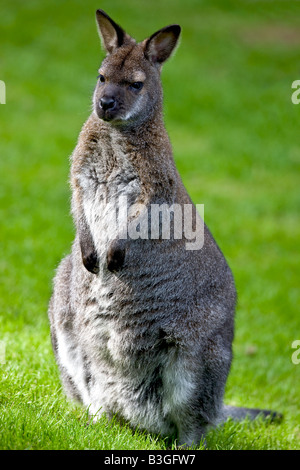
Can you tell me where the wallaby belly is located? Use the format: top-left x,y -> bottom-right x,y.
51,218 -> 235,436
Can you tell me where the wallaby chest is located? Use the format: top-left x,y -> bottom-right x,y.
79,128 -> 140,204
75,126 -> 142,258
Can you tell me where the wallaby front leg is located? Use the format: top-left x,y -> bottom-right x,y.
106,238 -> 127,272
106,205 -> 147,273
78,214 -> 99,274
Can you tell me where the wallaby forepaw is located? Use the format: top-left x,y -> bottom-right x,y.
82,251 -> 99,274
106,241 -> 126,272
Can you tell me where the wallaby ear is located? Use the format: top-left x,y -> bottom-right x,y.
144,24 -> 181,66
96,9 -> 131,54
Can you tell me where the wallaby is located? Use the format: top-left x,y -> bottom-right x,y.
48,9 -> 278,447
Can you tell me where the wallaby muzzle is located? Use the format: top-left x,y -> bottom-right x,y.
100,96 -> 116,111
96,84 -> 124,122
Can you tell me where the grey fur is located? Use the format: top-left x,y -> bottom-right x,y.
48,10 -> 278,447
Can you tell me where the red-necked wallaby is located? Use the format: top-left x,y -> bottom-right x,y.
48,9 -> 279,447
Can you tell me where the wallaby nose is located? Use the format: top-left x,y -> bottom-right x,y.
100,96 -> 116,111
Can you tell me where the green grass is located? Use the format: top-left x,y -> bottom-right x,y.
0,0 -> 300,450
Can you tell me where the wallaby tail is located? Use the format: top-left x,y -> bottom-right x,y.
221,405 -> 282,423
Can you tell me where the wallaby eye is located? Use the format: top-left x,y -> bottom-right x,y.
98,74 -> 105,83
130,82 -> 143,91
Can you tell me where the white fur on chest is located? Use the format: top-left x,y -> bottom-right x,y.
80,144 -> 140,261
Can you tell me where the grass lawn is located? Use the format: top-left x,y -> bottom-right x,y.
0,0 -> 300,450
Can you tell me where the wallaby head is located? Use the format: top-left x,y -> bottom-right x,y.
94,9 -> 181,127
